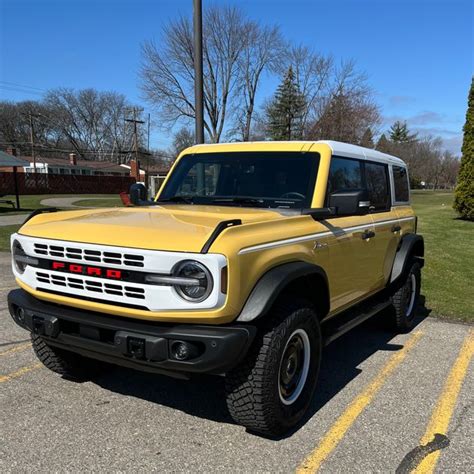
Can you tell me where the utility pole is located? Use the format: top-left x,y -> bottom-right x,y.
125,107 -> 145,164
125,107 -> 145,183
193,0 -> 204,144
147,113 -> 151,152
27,112 -> 40,173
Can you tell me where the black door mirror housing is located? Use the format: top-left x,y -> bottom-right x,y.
129,183 -> 147,206
329,189 -> 370,216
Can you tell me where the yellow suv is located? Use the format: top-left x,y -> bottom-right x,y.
8,141 -> 424,436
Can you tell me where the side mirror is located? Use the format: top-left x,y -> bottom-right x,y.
129,183 -> 147,206
329,189 -> 370,216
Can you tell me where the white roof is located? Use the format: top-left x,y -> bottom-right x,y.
316,140 -> 406,166
190,140 -> 406,167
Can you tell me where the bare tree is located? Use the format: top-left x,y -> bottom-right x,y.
140,5 -> 251,143
279,45 -> 333,135
308,60 -> 381,143
0,100 -> 69,157
232,22 -> 284,141
44,88 -> 141,161
170,126 -> 195,157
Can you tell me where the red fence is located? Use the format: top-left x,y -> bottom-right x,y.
0,172 -> 136,195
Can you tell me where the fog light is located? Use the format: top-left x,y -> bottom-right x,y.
15,306 -> 25,323
170,340 -> 200,361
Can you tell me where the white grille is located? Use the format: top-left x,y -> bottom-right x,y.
36,271 -> 145,300
32,243 -> 144,268
14,234 -> 227,311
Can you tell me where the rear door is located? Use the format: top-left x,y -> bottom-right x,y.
364,161 -> 400,288
392,165 -> 416,233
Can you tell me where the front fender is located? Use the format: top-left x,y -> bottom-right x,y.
236,261 -> 329,322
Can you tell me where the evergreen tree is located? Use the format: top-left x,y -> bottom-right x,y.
265,67 -> 306,140
360,128 -> 375,148
454,77 -> 474,220
376,133 -> 391,153
389,120 -> 417,143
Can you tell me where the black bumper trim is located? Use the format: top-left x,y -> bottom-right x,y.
8,289 -> 256,377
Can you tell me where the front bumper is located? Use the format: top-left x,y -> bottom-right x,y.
8,289 -> 256,379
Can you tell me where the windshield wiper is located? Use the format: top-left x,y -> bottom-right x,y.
212,197 -> 265,207
158,196 -> 194,204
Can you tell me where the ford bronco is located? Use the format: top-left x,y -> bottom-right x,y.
8,141 -> 423,436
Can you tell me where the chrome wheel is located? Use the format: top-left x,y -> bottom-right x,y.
278,329 -> 310,405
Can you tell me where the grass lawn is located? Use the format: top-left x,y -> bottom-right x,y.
1,191 -> 471,322
411,191 -> 473,323
0,225 -> 20,252
0,194 -> 121,215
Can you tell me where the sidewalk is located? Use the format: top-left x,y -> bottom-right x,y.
0,214 -> 26,227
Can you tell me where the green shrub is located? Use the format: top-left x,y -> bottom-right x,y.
454,77 -> 474,220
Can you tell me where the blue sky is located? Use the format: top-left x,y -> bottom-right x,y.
0,0 -> 472,154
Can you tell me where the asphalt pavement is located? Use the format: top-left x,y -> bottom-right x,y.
0,251 -> 472,472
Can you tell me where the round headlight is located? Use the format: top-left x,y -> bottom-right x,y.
12,240 -> 27,274
173,260 -> 213,302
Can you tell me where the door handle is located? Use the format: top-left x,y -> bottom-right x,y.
391,225 -> 401,233
361,230 -> 375,240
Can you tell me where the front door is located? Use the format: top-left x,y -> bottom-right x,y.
322,156 -> 377,313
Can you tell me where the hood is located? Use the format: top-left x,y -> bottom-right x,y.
18,205 -> 285,252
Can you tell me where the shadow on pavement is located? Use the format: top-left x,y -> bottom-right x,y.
92,297 -> 430,437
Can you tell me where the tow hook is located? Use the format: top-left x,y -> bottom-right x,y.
14,308 -> 60,337
114,331 -> 168,362
127,337 -> 145,359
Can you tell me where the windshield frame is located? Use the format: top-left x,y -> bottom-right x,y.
156,151 -> 320,209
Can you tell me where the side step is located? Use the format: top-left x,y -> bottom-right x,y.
322,298 -> 391,346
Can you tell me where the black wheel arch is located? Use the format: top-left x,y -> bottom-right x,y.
390,233 -> 424,287
236,261 -> 330,323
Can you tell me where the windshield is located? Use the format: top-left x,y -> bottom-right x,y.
158,152 -> 319,209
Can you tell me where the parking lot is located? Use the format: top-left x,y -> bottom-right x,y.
0,250 -> 472,472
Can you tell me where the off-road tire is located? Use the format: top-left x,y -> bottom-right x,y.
225,298 -> 321,436
391,260 -> 421,333
31,334 -> 104,380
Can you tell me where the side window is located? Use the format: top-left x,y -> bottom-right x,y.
365,162 -> 390,211
393,166 -> 409,202
327,156 -> 363,195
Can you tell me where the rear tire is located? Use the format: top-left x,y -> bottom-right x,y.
391,260 -> 421,333
31,334 -> 105,380
225,298 -> 321,436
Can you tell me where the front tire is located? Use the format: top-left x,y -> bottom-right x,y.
31,334 -> 105,380
391,260 -> 421,332
225,298 -> 321,436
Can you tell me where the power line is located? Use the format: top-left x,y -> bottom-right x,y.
0,85 -> 44,97
0,81 -> 45,92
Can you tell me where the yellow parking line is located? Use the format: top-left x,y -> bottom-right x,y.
412,329 -> 474,474
0,342 -> 31,357
297,331 -> 423,473
0,363 -> 42,383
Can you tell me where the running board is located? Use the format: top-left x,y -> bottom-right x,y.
322,299 -> 391,346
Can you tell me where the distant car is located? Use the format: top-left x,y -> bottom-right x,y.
8,140 -> 423,436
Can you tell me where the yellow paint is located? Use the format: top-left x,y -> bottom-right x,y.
14,141 -> 415,324
412,330 -> 474,474
297,331 -> 423,473
0,362 -> 42,383
0,342 -> 31,357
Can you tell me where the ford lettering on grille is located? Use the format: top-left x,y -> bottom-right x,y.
51,261 -> 122,280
